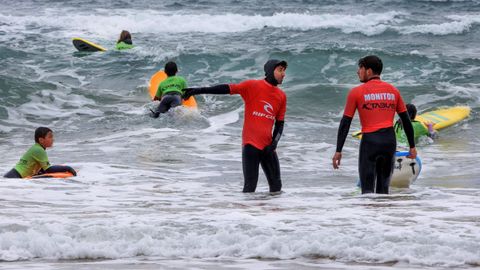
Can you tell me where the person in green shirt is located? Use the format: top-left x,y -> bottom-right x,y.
150,61 -> 188,118
395,103 -> 436,144
115,30 -> 134,50
3,127 -> 76,178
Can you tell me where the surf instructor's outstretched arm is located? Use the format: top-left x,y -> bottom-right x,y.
182,60 -> 288,193
332,55 -> 416,194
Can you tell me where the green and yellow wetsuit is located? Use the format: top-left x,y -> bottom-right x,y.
115,41 -> 134,50
155,76 -> 187,99
395,120 -> 429,144
14,143 -> 50,178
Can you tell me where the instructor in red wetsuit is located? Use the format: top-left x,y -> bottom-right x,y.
183,60 -> 287,193
332,55 -> 417,194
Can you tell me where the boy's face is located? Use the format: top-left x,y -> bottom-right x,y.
39,131 -> 54,148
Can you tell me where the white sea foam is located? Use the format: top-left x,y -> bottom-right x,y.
0,178 -> 479,267
394,14 -> 480,35
1,9 -> 477,41
8,8 -> 480,38
1,2 -> 479,268
0,11 -> 404,37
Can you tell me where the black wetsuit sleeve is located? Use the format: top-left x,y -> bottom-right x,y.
271,120 -> 284,147
398,111 -> 415,148
336,115 -> 352,153
183,84 -> 230,99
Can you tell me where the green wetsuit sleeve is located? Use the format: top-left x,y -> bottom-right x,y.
32,146 -> 50,171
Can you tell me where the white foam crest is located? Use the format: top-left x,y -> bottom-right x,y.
395,14 -> 480,35
412,83 -> 479,106
0,11 -> 404,37
0,184 -> 479,266
13,90 -> 103,121
437,82 -> 480,103
202,108 -> 241,133
2,9 -> 479,39
86,127 -> 179,143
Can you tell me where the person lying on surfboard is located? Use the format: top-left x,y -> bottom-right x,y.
150,61 -> 188,118
3,127 -> 77,178
115,30 -> 134,50
394,103 -> 437,144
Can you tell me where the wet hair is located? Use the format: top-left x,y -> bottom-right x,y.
34,127 -> 52,143
406,103 -> 417,120
117,30 -> 132,44
358,55 -> 383,75
164,61 -> 178,77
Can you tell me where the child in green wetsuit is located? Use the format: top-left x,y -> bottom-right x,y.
115,30 -> 134,50
3,127 -> 76,178
395,104 -> 436,144
150,61 -> 188,118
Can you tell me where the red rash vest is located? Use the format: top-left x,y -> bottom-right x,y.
343,79 -> 407,133
229,79 -> 287,149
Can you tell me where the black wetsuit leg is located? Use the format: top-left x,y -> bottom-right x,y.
242,144 -> 282,193
359,127 -> 396,194
242,144 -> 261,192
260,149 -> 282,192
157,93 -> 182,113
4,168 -> 22,178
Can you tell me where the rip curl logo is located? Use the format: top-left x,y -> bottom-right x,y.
252,100 -> 275,120
261,101 -> 273,114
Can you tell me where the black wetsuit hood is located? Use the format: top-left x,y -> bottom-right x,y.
264,59 -> 287,86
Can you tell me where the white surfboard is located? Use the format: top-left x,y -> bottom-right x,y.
391,151 -> 421,188
356,151 -> 422,189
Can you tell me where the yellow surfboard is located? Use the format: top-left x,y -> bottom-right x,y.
415,106 -> 470,130
72,38 -> 107,52
149,70 -> 198,108
352,106 -> 471,139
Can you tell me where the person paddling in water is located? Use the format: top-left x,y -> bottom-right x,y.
183,59 -> 288,193
332,55 -> 416,194
115,30 -> 134,50
394,103 -> 437,144
4,127 -> 77,178
150,61 -> 188,118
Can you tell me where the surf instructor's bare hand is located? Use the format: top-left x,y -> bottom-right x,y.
407,147 -> 417,159
332,152 -> 342,169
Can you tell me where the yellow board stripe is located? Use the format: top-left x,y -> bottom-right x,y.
72,37 -> 107,51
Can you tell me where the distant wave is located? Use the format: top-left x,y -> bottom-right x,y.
394,14 -> 480,35
0,11 -> 478,38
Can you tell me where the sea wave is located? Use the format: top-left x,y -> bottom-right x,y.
1,10 -> 478,38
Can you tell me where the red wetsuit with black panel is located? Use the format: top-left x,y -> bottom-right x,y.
229,79 -> 287,192
343,78 -> 407,194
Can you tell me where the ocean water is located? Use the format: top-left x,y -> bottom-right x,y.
0,0 -> 479,269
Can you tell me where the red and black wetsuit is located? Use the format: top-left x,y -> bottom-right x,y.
229,79 -> 286,192
182,60 -> 287,193
337,78 -> 414,194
